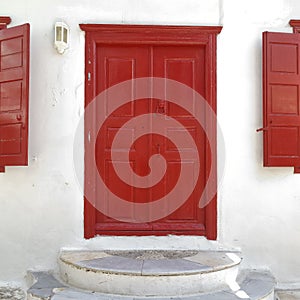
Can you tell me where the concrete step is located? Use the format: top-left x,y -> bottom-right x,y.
58,250 -> 242,296
276,290 -> 300,299
27,270 -> 275,300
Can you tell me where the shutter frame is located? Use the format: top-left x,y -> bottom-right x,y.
0,23 -> 30,168
262,31 -> 300,172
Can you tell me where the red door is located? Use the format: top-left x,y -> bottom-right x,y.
81,25 -> 221,238
151,46 -> 207,233
96,45 -> 153,232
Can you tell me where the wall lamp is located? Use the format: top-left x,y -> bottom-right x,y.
54,21 -> 69,54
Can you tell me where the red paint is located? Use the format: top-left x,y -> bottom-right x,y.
262,32 -> 300,173
0,23 -> 30,169
80,24 -> 222,239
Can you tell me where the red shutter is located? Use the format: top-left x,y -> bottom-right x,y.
0,23 -> 30,168
262,31 -> 300,172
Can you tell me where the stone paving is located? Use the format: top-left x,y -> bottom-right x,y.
276,290 -> 300,300
0,287 -> 25,300
27,270 -> 276,300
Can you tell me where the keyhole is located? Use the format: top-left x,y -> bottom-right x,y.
156,144 -> 160,154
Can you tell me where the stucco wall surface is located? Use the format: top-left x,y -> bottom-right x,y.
0,0 -> 299,286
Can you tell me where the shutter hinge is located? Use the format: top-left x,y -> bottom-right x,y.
87,72 -> 91,81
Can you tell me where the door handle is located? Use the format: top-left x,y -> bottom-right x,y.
16,114 -> 25,129
256,127 -> 269,132
156,102 -> 165,114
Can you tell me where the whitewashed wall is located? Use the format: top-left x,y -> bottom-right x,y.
218,0 -> 300,284
0,0 -> 299,286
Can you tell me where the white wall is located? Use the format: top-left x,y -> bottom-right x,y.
218,0 -> 300,284
0,0 -> 299,286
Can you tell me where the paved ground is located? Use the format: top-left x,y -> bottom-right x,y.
276,291 -> 300,300
0,287 -> 25,300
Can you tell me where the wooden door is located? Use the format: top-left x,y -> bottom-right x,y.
96,45 -> 153,232
150,46 -> 206,233
80,25 -> 222,239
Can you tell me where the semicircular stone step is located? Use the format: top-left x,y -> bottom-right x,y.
59,250 -> 242,297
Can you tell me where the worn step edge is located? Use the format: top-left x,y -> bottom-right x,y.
27,270 -> 275,300
59,250 -> 242,275
58,250 -> 241,296
66,236 -> 241,252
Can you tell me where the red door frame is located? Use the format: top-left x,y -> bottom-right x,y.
80,24 -> 222,240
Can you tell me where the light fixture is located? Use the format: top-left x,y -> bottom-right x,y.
54,21 -> 69,54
